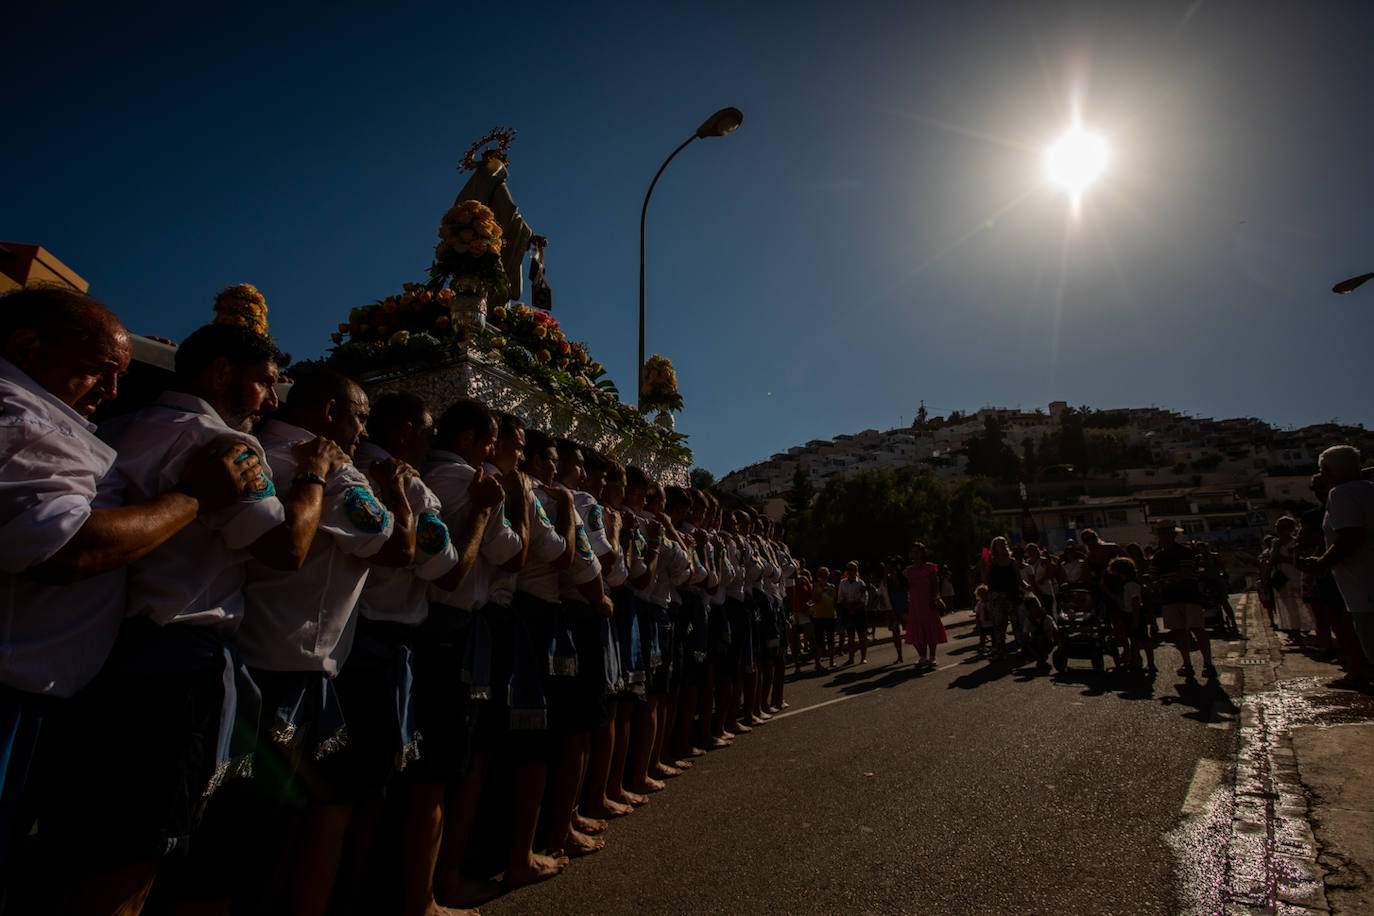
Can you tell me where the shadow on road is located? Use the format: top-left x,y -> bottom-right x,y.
946,658 -> 1017,690
1159,677 -> 1238,725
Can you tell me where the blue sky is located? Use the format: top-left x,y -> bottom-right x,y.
6,1 -> 1373,475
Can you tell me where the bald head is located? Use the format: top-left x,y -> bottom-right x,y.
1,286 -> 130,417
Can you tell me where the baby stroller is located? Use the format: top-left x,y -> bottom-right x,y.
1199,575 -> 1238,637
1051,582 -> 1120,675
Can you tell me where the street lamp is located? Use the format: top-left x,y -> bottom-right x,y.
638,106 -> 744,409
1332,272 -> 1374,294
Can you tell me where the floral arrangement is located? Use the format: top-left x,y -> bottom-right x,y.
427,199 -> 508,301
639,354 -> 684,414
324,284 -> 456,375
213,283 -> 269,336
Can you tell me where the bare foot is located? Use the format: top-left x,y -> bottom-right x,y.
426,900 -> 480,916
552,829 -> 605,858
612,788 -> 649,807
651,763 -> 682,779
672,745 -> 706,759
733,722 -> 752,734
503,853 -> 567,890
630,776 -> 666,793
574,812 -> 609,835
584,797 -> 633,818
720,730 -> 737,740
704,737 -> 731,750
434,874 -> 502,909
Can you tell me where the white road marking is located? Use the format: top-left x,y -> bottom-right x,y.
1181,759 -> 1225,815
772,661 -> 961,720
770,691 -> 876,720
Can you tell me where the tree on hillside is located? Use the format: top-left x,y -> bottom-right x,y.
689,467 -> 716,490
964,414 -> 1020,482
781,466 -> 815,540
1084,429 -> 1127,473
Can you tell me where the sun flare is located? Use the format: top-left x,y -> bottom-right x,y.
1044,126 -> 1108,197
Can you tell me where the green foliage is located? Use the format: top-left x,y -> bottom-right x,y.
1190,452 -> 1223,471
963,419 -> 1020,482
785,465 -> 995,588
782,466 -> 816,533
1083,429 -> 1127,473
689,467 -> 716,490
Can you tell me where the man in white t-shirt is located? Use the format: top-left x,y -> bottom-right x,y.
238,369 -> 416,916
0,297 -> 262,886
56,322 -> 344,913
1305,445 -> 1374,669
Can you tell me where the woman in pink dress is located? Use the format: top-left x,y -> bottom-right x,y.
904,541 -> 947,668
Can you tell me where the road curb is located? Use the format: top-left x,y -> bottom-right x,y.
1222,592 -> 1332,913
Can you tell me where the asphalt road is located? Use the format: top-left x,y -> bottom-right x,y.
483,613 -> 1243,915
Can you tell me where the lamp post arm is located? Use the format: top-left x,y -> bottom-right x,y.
638,133 -> 697,409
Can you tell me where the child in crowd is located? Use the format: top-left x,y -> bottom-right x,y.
810,567 -> 839,671
1108,556 -> 1156,674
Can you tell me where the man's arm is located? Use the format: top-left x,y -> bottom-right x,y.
30,442 -> 265,584
246,438 -> 346,571
1305,527 -> 1367,575
365,459 -> 417,569
432,468 -> 504,592
498,471 -> 532,573
547,487 -> 576,572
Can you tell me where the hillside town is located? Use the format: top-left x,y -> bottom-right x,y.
719,401 -> 1374,561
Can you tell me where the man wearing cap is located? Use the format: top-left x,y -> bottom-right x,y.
1150,519 -> 1216,681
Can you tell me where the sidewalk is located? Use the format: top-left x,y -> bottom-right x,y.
1233,592 -> 1374,915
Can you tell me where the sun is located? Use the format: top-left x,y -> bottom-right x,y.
1044,126 -> 1108,197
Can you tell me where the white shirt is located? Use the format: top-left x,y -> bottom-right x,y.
424,451 -> 522,612
514,484 -> 572,604
722,539 -> 746,601
634,512 -> 691,608
579,492 -> 626,589
1325,479 -> 1374,614
550,485 -> 602,603
99,392 -> 285,631
0,357 -> 122,696
239,420 -> 394,674
837,577 -> 867,605
354,442 -> 459,626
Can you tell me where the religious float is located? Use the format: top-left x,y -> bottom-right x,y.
308,129 -> 691,484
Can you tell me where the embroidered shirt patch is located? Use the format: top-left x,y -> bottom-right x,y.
586,505 -> 604,531
416,510 -> 450,555
575,526 -> 594,559
344,486 -> 388,534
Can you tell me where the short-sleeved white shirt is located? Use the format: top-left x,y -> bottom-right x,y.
353,442 -> 459,626
0,357 -> 122,696
424,450 -> 522,612
98,392 -> 286,631
514,485 -> 578,604
239,420 -> 394,674
1325,479 -> 1374,614
549,485 -> 602,603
